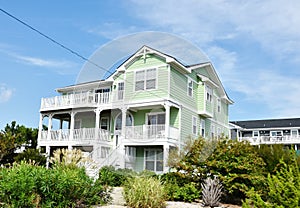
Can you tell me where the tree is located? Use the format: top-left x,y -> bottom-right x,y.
171,137 -> 267,204
0,121 -> 39,165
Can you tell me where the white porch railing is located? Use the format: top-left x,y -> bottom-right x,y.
39,128 -> 111,142
40,91 -> 113,110
239,136 -> 300,145
125,125 -> 179,140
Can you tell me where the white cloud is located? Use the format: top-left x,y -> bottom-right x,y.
0,84 -> 14,103
14,54 -> 76,69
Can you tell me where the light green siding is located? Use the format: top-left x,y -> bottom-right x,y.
170,107 -> 179,128
123,55 -> 169,103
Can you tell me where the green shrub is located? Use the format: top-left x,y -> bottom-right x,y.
98,166 -> 136,187
161,172 -> 200,202
0,161 -> 111,207
173,137 -> 266,204
243,160 -> 300,208
123,176 -> 166,208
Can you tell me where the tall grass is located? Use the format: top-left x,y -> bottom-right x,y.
123,176 -> 166,208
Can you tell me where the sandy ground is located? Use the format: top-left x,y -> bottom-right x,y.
96,187 -> 241,208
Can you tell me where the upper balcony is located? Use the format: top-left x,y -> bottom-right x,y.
40,91 -> 124,111
239,136 -> 300,145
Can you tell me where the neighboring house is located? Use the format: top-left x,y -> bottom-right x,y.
230,118 -> 300,150
37,45 -> 232,173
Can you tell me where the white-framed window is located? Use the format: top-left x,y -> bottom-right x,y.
291,129 -> 298,137
201,119 -> 205,137
253,131 -> 259,137
192,116 -> 197,135
217,99 -> 221,113
117,82 -> 124,100
187,78 -> 193,97
211,125 -> 215,138
271,131 -> 282,137
147,113 -> 165,125
206,85 -> 212,102
145,149 -> 163,172
135,68 -> 157,91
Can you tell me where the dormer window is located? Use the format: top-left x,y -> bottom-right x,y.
135,68 -> 156,91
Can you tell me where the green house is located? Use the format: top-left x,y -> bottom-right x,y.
37,45 -> 233,174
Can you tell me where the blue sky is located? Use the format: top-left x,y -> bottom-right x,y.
1,0 -> 300,129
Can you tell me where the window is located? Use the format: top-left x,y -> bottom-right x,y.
187,79 -> 193,97
192,116 -> 197,135
115,113 -> 133,130
211,125 -> 215,138
217,127 -> 221,138
217,99 -> 221,113
291,129 -> 298,137
206,85 -> 212,102
253,131 -> 259,137
201,120 -> 205,137
135,68 -> 156,91
145,149 -> 163,172
117,82 -> 124,100
147,113 -> 165,125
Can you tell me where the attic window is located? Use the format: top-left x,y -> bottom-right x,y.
135,68 -> 157,91
206,85 -> 212,102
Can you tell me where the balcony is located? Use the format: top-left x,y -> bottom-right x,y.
39,128 -> 112,145
125,125 -> 179,141
239,136 -> 300,145
40,91 -> 124,111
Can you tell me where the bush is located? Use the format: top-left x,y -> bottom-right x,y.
123,176 -> 166,208
161,172 -> 200,202
173,137 -> 266,204
0,161 -> 111,207
243,160 -> 300,208
98,166 -> 136,187
201,176 -> 222,207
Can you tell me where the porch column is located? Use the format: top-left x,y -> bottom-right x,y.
37,113 -> 44,148
47,114 -> 53,141
121,107 -> 128,138
94,108 -> 102,140
119,107 -> 128,169
164,102 -> 171,138
69,111 -> 77,141
163,144 -> 169,173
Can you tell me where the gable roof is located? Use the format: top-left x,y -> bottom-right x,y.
230,118 -> 300,129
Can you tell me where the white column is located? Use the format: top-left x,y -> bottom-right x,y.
69,111 -> 77,141
164,102 -> 171,138
163,144 -> 169,173
94,108 -> 102,140
37,114 -> 44,148
121,107 -> 127,138
47,114 -> 53,141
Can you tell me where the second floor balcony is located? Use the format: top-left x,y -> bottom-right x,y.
239,135 -> 300,145
40,91 -> 124,111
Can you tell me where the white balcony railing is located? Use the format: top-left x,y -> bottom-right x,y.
239,136 -> 300,145
40,92 -> 114,110
39,128 -> 111,143
125,125 -> 179,141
